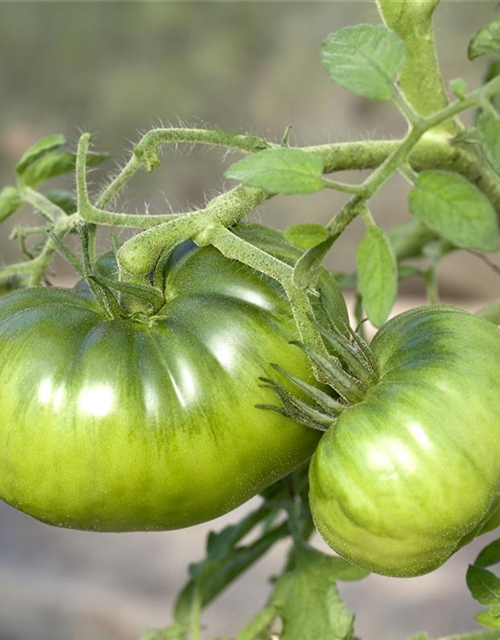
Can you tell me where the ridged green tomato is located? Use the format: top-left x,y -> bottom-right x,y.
0,228 -> 347,532
310,306 -> 500,577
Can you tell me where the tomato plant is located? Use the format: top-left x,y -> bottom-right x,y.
3,0 -> 500,638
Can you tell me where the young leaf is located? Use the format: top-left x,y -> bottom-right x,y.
21,150 -> 108,188
449,78 -> 467,101
477,111 -> 500,175
469,19 -> 500,61
408,171 -> 499,252
321,24 -> 405,101
356,226 -> 397,328
0,186 -> 23,223
15,133 -> 66,175
225,148 -> 325,195
284,223 -> 329,249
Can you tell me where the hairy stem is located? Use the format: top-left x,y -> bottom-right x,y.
202,225 -> 327,361
325,75 -> 500,240
97,127 -> 272,208
376,0 -> 457,135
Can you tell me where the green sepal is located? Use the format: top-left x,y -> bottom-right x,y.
89,274 -> 164,312
46,229 -> 85,277
258,378 -> 335,431
269,362 -> 346,415
319,289 -> 379,374
311,318 -> 378,386
290,340 -> 366,404
48,228 -> 125,320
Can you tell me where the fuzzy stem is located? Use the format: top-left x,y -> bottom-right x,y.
97,127 -> 272,208
201,225 -> 328,363
324,75 -> 500,240
376,0 -> 457,135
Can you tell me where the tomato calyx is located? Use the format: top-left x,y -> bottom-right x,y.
257,310 -> 379,432
53,223 -> 166,320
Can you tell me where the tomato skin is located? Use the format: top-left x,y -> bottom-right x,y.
309,306 -> 500,577
0,234 -> 346,532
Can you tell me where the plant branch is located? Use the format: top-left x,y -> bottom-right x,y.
0,214 -> 77,286
21,187 -> 67,223
324,75 -> 500,241
376,0 -> 458,135
201,225 -> 328,363
97,127 -> 273,208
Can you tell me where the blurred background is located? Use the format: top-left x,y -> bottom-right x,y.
0,2 -> 500,639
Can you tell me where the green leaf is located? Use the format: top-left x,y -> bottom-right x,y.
321,24 -> 405,101
293,235 -> 335,288
467,565 -> 500,607
0,186 -> 23,223
356,225 -> 397,328
89,275 -> 164,310
271,544 -> 360,640
225,148 -> 325,195
475,539 -> 500,568
467,539 -> 500,631
235,605 -> 279,640
476,611 -> 500,630
408,170 -> 499,252
285,224 -> 330,249
469,19 -> 500,60
21,150 -> 108,188
389,218 -> 436,261
477,111 -> 500,175
484,60 -> 500,115
398,264 -> 425,280
174,507 -> 288,626
44,189 -> 77,214
332,272 -> 357,290
15,133 -> 66,175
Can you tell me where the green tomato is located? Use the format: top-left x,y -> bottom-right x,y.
310,306 -> 500,577
0,229 -> 346,532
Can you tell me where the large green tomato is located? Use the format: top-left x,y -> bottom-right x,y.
310,306 -> 500,577
0,228 -> 346,532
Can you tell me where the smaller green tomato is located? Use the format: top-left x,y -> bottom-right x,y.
310,306 -> 500,577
